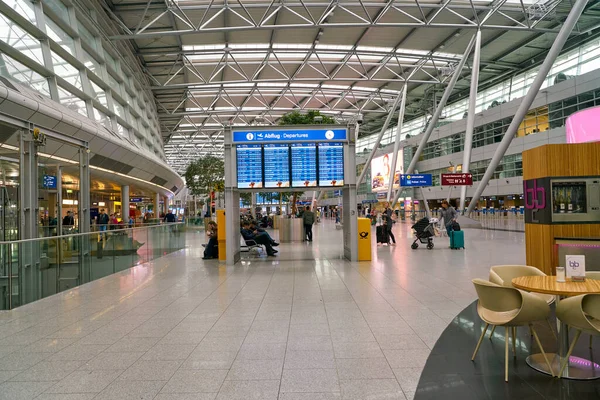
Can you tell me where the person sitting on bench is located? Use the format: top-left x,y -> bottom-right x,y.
249,221 -> 279,246
241,222 -> 277,257
203,221 -> 218,260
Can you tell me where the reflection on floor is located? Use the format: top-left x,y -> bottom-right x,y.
0,221 -> 528,399
416,302 -> 600,400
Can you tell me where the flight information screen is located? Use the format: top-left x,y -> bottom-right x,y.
291,143 -> 317,188
264,144 -> 290,188
236,144 -> 263,189
318,143 -> 344,187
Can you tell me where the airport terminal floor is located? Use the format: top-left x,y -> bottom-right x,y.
0,221 -> 598,400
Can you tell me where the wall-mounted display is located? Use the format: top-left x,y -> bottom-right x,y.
370,151 -> 403,192
318,143 -> 344,187
236,144 -> 263,189
291,143 -> 317,188
264,144 -> 290,188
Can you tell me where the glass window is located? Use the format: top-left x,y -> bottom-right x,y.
106,73 -> 121,97
113,100 -> 126,120
78,23 -> 98,53
2,0 -> 36,24
57,86 -> 87,116
51,51 -> 82,90
0,14 -> 44,64
89,81 -> 107,107
93,107 -> 111,128
42,0 -> 70,24
82,50 -> 101,76
104,51 -> 118,71
117,123 -> 129,138
46,18 -> 75,55
0,53 -> 50,97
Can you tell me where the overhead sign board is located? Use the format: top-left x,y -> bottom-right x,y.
232,128 -> 347,143
400,174 -> 432,187
130,198 -> 144,203
42,175 -> 57,189
441,173 -> 473,186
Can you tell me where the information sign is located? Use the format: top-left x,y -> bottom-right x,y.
400,174 -> 432,187
291,143 -> 317,188
441,173 -> 473,186
233,128 -> 347,143
237,144 -> 263,189
42,175 -> 57,189
318,142 -> 344,187
264,144 -> 290,188
130,197 -> 143,203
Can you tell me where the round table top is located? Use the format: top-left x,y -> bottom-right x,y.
512,276 -> 600,297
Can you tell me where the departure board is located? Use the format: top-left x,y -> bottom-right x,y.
264,144 -> 290,188
318,143 -> 344,187
291,143 -> 317,188
236,145 -> 263,189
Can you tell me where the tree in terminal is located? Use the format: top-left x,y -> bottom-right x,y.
184,155 -> 224,217
278,110 -> 336,125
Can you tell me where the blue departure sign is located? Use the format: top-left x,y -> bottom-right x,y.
233,128 -> 347,143
291,143 -> 317,188
237,145 -> 263,189
318,143 -> 344,187
264,144 -> 290,188
42,175 -> 57,189
400,174 -> 433,187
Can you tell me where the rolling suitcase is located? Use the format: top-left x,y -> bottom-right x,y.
376,225 -> 389,244
450,230 -> 465,250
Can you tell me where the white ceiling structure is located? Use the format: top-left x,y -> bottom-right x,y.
106,0 -> 600,173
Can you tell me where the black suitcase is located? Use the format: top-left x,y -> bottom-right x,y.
376,225 -> 389,243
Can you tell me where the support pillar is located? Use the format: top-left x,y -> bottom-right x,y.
343,123 -> 359,261
224,127 -> 241,265
459,30 -> 482,213
79,148 -> 90,233
392,34 -> 477,208
121,185 -> 130,221
154,193 -> 161,218
56,166 -> 62,235
387,86 -> 407,202
466,0 -> 589,215
357,93 -> 403,186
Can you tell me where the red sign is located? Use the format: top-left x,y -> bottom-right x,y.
441,173 -> 473,186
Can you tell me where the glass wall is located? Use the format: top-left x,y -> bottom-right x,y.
0,0 -> 164,158
357,38 -> 600,152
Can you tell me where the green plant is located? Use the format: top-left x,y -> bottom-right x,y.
278,110 -> 336,125
184,155 -> 225,216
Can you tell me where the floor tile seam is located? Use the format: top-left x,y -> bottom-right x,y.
212,265 -> 279,397
276,263 -> 295,398
325,261 -> 426,395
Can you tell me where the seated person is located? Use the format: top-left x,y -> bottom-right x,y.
241,222 -> 277,256
248,222 -> 279,246
203,221 -> 218,260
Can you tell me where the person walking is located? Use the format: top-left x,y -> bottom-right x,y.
302,206 -> 315,242
440,200 -> 458,236
96,209 -> 109,240
384,207 -> 396,245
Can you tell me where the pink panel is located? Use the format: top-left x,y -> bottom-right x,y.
565,106 -> 600,144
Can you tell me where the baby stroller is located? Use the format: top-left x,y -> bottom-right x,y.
411,217 -> 437,250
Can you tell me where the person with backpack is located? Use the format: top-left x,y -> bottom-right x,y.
440,200 -> 458,236
96,209 -> 109,240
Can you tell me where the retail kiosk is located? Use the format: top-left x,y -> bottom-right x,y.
223,124 -> 359,265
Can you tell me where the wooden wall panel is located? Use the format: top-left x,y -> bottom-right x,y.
522,142 -> 600,180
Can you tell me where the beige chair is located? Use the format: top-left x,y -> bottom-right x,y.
586,271 -> 600,280
471,279 -> 554,382
555,294 -> 600,377
488,265 -> 556,339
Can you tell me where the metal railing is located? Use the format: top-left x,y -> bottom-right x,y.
0,223 -> 185,310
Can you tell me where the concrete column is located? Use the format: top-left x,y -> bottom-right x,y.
459,30 -> 482,212
154,193 -> 161,217
387,86 -> 407,201
79,149 -> 90,233
121,185 -> 129,221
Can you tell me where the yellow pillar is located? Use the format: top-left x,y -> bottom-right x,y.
217,210 -> 226,261
357,218 -> 372,261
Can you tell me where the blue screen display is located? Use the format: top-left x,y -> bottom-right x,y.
42,175 -> 57,189
263,144 -> 290,188
399,174 -> 432,187
237,145 -> 263,189
291,143 -> 317,188
318,143 -> 344,187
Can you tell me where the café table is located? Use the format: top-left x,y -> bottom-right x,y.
512,276 -> 600,380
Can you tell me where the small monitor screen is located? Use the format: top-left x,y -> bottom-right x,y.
291,143 -> 317,188
236,144 -> 263,189
552,181 -> 587,214
318,143 -> 344,187
263,144 -> 290,188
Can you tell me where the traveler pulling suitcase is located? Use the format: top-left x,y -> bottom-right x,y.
376,225 -> 389,244
450,230 -> 465,250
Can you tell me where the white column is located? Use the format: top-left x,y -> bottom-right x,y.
459,30 -> 482,213
466,0 -> 590,215
154,193 -> 161,217
121,185 -> 130,222
387,86 -> 407,201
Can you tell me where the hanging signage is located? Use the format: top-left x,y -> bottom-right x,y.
42,175 -> 57,189
232,128 -> 347,143
130,198 -> 144,203
441,173 -> 473,186
400,174 -> 432,187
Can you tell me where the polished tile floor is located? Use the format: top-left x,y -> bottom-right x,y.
0,221 -> 527,399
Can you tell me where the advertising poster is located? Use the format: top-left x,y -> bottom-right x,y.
370,150 -> 403,192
